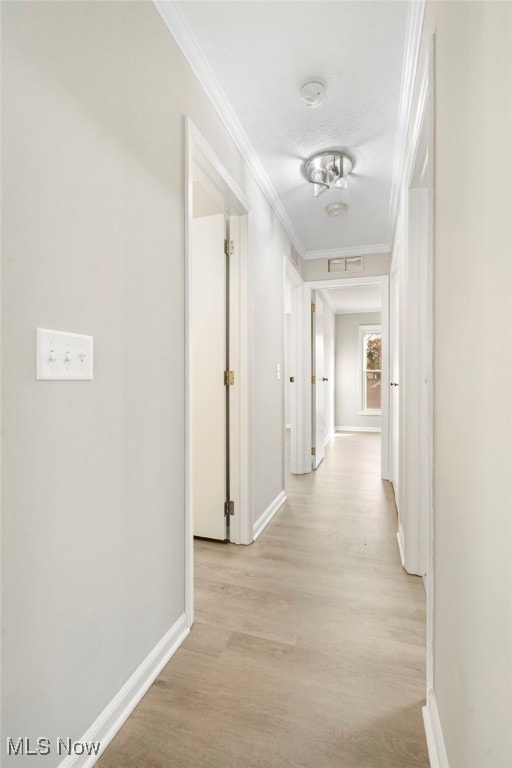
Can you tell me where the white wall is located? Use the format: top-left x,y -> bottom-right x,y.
1,2 -> 289,763
335,313 -> 381,431
410,3 -> 512,766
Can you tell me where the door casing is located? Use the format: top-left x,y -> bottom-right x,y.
305,275 -> 390,481
185,119 -> 251,627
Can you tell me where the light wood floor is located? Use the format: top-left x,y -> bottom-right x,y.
98,433 -> 428,768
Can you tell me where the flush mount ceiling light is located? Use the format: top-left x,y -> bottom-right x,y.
299,78 -> 326,108
326,202 -> 348,217
301,150 -> 353,197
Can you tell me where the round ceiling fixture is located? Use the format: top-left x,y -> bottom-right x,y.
301,150 -> 354,197
326,202 -> 348,217
299,78 -> 326,108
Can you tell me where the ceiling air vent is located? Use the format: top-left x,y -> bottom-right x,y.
328,255 -> 363,274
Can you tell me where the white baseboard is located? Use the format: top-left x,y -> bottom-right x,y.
423,691 -> 450,768
253,490 -> 286,541
58,613 -> 189,768
324,430 -> 335,447
396,525 -> 405,567
335,426 -> 381,433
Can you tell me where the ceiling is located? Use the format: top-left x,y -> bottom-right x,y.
173,1 -> 412,258
321,283 -> 381,314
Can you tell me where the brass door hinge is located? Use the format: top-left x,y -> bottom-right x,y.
311,447 -> 316,457
224,370 -> 235,386
224,240 -> 234,256
311,303 -> 316,312
311,375 -> 316,384
225,500 -> 235,517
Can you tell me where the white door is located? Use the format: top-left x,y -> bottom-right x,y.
191,213 -> 227,540
390,256 -> 401,507
311,293 -> 325,468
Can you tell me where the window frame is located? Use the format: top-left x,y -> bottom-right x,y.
359,324 -> 382,416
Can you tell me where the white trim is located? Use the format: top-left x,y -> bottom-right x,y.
308,274 -> 389,478
335,426 -> 381,434
335,307 -> 381,315
358,323 -> 382,417
324,429 -> 335,446
388,0 -> 426,241
396,525 -> 405,568
422,692 -> 450,768
253,491 -> 286,541
317,287 -> 337,314
153,0 -> 305,257
304,244 -> 390,261
57,614 -> 189,768
184,118 -> 194,624
306,275 -> 387,290
185,119 -> 252,627
404,59 -> 430,192
425,33 -> 436,701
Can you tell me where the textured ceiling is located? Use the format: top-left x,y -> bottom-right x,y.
321,284 -> 381,314
176,1 -> 410,256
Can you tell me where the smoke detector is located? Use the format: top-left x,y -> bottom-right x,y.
326,203 -> 348,217
299,78 -> 326,108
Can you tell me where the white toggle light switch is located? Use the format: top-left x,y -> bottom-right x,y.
36,328 -> 93,381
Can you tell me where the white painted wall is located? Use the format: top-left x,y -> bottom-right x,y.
335,313 -> 381,431
411,3 -> 512,766
1,2 -> 289,762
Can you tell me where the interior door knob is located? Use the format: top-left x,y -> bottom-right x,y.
289,377 -> 295,383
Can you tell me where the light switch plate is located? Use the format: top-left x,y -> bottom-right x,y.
36,328 -> 93,381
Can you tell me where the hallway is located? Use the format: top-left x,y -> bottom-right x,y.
98,433 -> 427,768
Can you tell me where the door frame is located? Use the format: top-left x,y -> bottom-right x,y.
399,47 -> 433,563
389,236 -> 403,511
283,257 -> 310,476
409,40 -> 434,706
311,289 -> 326,469
184,118 -> 252,626
305,275 -> 390,480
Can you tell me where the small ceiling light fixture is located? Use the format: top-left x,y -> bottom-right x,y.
326,202 -> 348,217
301,150 -> 354,197
299,78 -> 326,108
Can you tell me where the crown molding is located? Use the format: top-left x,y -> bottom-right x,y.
388,0 -> 426,240
304,244 -> 391,261
153,0 -> 306,256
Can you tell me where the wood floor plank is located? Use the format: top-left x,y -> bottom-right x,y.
97,433 -> 428,768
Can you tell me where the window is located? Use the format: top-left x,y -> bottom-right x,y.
360,325 -> 381,414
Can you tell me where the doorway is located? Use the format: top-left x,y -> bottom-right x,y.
306,276 -> 390,479
185,120 -> 251,624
